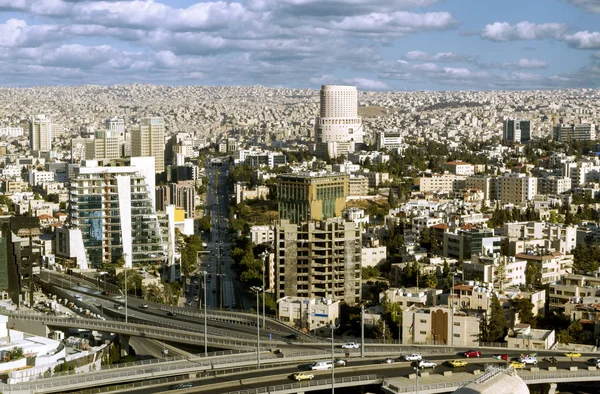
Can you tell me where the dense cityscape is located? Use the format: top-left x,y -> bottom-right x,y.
1,0 -> 600,394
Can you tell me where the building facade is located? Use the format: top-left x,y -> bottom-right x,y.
277,172 -> 348,225
275,218 -> 362,305
29,115 -> 52,152
503,119 -> 531,144
314,85 -> 363,158
131,117 -> 165,173
69,160 -> 165,268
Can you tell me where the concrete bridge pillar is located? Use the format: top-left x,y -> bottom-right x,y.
540,383 -> 557,394
119,334 -> 130,357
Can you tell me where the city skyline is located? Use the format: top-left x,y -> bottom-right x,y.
0,0 -> 597,91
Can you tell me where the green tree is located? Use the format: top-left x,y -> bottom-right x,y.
484,294 -> 507,342
117,269 -> 143,296
5,347 -> 24,361
197,216 -> 211,233
144,283 -> 164,303
362,266 -> 381,280
512,298 -> 535,326
373,317 -> 393,341
525,262 -> 539,286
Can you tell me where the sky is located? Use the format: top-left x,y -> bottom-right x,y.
0,0 -> 599,91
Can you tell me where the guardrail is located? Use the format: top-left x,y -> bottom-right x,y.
224,374 -> 379,394
384,379 -> 472,393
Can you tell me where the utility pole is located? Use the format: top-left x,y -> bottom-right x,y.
451,274 -> 454,346
361,304 -> 365,359
125,266 -> 128,324
203,271 -> 208,357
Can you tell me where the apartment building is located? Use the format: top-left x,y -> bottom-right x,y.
443,228 -> 501,261
69,159 -> 165,268
131,117 -> 165,173
463,254 -> 527,289
250,225 -> 275,245
402,305 -> 482,347
85,130 -> 120,161
500,173 -> 538,205
554,123 -> 596,142
443,161 -> 475,176
515,252 -> 573,285
416,173 -> 466,194
275,218 -> 362,305
465,176 -> 499,201
382,287 -> 442,309
503,119 -> 531,144
375,130 -> 403,151
348,175 -> 369,196
549,274 -> 600,312
277,296 -> 340,332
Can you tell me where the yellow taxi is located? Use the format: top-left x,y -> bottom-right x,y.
448,360 -> 467,368
509,361 -> 525,369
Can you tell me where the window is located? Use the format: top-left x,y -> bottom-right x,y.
419,319 -> 427,323
419,331 -> 426,335
454,334 -> 460,338
454,322 -> 460,326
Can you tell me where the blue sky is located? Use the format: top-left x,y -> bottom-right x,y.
0,0 -> 598,90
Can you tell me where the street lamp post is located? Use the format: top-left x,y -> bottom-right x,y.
202,270 -> 208,357
260,252 -> 267,328
124,266 -> 128,324
330,323 -> 340,394
251,286 -> 262,367
361,304 -> 365,359
414,365 -> 422,394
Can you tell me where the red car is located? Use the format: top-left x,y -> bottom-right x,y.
463,350 -> 481,358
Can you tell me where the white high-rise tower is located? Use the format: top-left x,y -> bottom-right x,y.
30,115 -> 53,152
314,85 -> 363,158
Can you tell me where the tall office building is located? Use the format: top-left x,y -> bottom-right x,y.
503,119 -> 531,144
30,115 -> 53,152
105,118 -> 125,136
314,85 -> 363,158
131,117 -> 165,173
275,218 -> 362,305
69,159 -> 165,268
553,123 -> 596,142
85,130 -> 120,161
170,181 -> 196,218
276,172 -> 348,225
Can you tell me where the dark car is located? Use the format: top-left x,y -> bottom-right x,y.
284,334 -> 300,341
102,290 -> 110,295
167,311 -> 177,316
170,383 -> 193,390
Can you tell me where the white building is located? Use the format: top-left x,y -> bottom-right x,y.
314,85 -> 363,158
277,296 -> 340,332
250,225 -> 274,245
0,126 -> 24,138
361,246 -> 387,267
375,130 -> 403,151
443,161 -> 475,176
105,117 -> 125,136
30,115 -> 52,152
28,170 -> 55,187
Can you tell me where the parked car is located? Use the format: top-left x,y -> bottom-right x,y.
341,342 -> 359,349
292,372 -> 314,381
463,350 -> 482,358
448,360 -> 467,368
403,354 -> 422,361
418,360 -> 437,368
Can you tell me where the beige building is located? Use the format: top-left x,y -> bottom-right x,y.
234,183 -> 270,204
505,324 -> 555,350
402,305 -> 482,347
348,175 -> 368,196
416,173 -> 466,194
361,246 -> 387,267
85,130 -> 120,161
277,296 -> 340,332
443,161 -> 474,176
4,181 -> 28,193
131,117 -> 165,173
549,274 -> 600,312
515,252 -> 573,285
465,176 -> 499,201
277,172 -> 348,225
250,225 -> 274,245
500,174 -> 538,205
275,218 -> 362,305
463,255 -> 527,289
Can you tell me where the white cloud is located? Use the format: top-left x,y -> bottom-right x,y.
330,11 -> 457,34
0,19 -> 65,48
566,0 -> 600,13
404,50 -> 475,62
480,58 -> 547,69
309,74 -> 390,90
481,21 -> 567,41
564,31 -> 600,49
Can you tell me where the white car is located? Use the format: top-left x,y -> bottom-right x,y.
518,356 -> 537,365
341,342 -> 359,349
403,354 -> 423,361
418,360 -> 437,368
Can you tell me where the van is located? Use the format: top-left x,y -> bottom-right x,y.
310,361 -> 333,371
